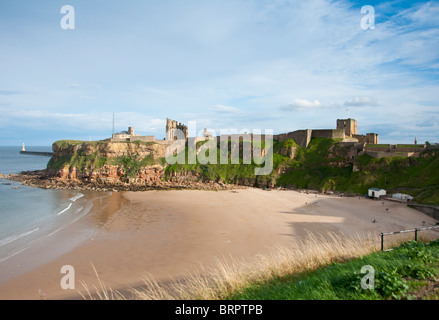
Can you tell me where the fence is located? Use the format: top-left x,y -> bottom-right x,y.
380,225 -> 439,251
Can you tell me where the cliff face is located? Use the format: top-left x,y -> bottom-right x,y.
46,141 -> 168,186
45,139 -> 280,189
45,138 -> 368,188
55,164 -> 165,186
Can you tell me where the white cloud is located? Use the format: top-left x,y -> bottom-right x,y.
66,83 -> 81,88
280,99 -> 325,111
207,104 -> 242,113
344,97 -> 378,107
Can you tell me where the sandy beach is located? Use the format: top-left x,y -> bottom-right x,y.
0,188 -> 437,300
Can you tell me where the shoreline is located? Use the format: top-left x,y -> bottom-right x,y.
0,188 -> 437,300
4,170 -> 249,193
4,170 -> 367,201
3,170 -> 364,198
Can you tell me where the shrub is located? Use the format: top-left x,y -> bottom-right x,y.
374,269 -> 409,300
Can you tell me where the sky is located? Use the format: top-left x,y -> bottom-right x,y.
0,0 -> 438,146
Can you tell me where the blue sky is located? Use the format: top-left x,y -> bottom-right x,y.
0,0 -> 438,146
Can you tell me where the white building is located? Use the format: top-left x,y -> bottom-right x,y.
368,188 -> 386,199
110,126 -> 155,142
392,193 -> 413,202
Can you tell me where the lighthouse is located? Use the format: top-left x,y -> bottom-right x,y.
21,143 -> 25,152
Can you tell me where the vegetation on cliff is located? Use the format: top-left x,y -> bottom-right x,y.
165,139 -> 287,186
342,151 -> 439,205
277,139 -> 439,204
277,139 -> 439,205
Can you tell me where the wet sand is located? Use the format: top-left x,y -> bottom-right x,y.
0,188 -> 437,300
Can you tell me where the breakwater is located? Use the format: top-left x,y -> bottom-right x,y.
20,151 -> 53,157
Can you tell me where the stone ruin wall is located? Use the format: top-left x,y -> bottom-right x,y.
274,130 -> 312,148
166,118 -> 188,141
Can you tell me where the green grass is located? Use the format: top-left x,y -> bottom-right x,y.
53,139 -> 157,149
367,144 -> 390,148
47,155 -> 73,171
277,138 -> 300,149
227,240 -> 439,300
109,154 -> 156,178
277,138 -> 351,191
407,187 -> 439,206
53,140 -> 86,148
397,144 -> 425,148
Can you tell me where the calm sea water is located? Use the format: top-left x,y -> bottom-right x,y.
0,146 -> 93,263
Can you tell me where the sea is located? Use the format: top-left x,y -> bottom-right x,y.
0,146 -> 100,266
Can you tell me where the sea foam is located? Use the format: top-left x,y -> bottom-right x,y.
69,193 -> 84,202
57,203 -> 73,215
0,228 -> 40,247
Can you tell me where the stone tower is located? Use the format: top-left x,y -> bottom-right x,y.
166,118 -> 188,141
336,118 -> 358,137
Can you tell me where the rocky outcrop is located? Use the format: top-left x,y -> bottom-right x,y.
47,140 -> 167,182
55,164 -> 164,185
8,169 -> 245,192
